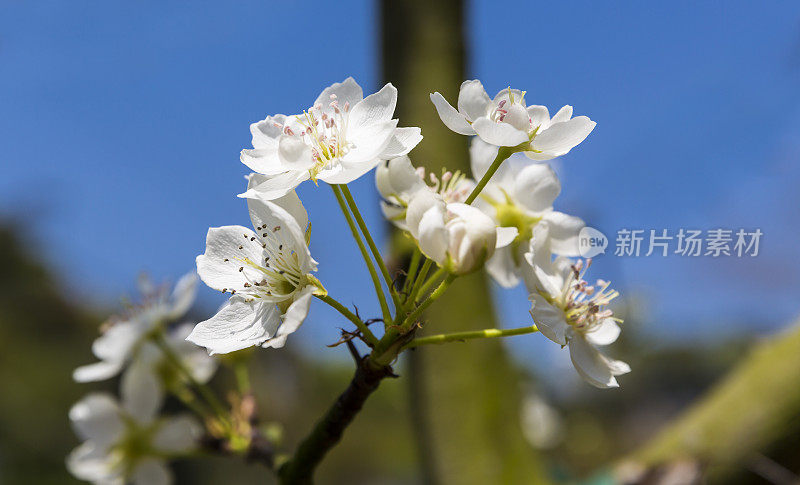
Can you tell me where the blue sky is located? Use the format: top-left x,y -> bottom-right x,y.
1,1 -> 799,365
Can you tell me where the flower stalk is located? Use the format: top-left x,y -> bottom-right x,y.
403,324 -> 539,350
331,184 -> 393,324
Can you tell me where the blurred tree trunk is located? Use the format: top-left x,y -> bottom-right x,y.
618,321 -> 800,483
380,2 -> 549,483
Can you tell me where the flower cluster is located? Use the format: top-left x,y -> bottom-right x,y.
69,75 -> 629,484
70,276 -> 216,484
193,76 -> 625,383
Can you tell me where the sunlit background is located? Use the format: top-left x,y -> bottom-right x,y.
1,1 -> 799,483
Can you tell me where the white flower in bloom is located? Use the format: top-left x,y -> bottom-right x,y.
406,189 -> 517,275
376,155 -> 474,230
470,138 -> 584,288
527,248 -> 629,388
73,273 -> 198,383
240,77 -> 422,201
188,183 -> 320,354
67,391 -> 200,485
122,323 -> 218,415
431,80 -> 595,160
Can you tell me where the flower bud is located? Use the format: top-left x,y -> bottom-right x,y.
406,192 -> 516,275
376,156 -> 426,229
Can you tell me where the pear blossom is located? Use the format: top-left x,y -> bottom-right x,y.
405,189 -> 517,275
240,77 -> 422,201
122,323 -> 218,414
73,273 -> 198,383
376,155 -> 474,230
188,183 -> 320,354
470,138 -> 584,288
431,80 -> 595,160
67,391 -> 201,485
526,242 -> 629,388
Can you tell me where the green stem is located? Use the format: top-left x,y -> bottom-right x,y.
153,333 -> 230,423
406,259 -> 432,308
403,249 -> 422,294
403,274 -> 456,328
403,324 -> 539,350
414,268 -> 447,303
464,146 -> 516,205
314,293 -> 379,346
331,185 -> 392,324
172,386 -> 216,422
339,185 -> 398,310
234,362 -> 251,395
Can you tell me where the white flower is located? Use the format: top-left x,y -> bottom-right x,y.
405,189 -> 517,275
122,323 -> 218,416
67,391 -> 200,485
527,254 -> 629,388
431,80 -> 595,160
73,273 -> 198,383
376,155 -> 474,230
240,77 -> 422,201
470,138 -> 584,288
188,184 -> 320,354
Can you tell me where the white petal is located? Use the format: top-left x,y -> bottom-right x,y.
66,442 -> 116,482
525,222 -> 552,269
247,196 -> 311,272
314,77 -> 364,115
496,226 -> 518,248
447,203 -> 497,273
380,127 -> 423,159
277,135 -> 314,171
93,320 -> 145,361
238,170 -> 310,201
240,148 -> 286,175
549,105 -> 573,125
529,293 -> 568,346
532,116 -> 596,157
514,164 -> 560,213
376,155 -> 423,197
73,360 -> 125,383
493,88 -> 526,106
246,176 -> 309,231
168,324 -> 218,383
541,212 -> 585,256
472,118 -> 529,147
504,103 -> 532,132
186,298 -> 280,355
527,105 -> 550,130
340,119 -> 397,165
586,319 -> 621,346
348,83 -> 397,129
121,357 -> 163,424
195,226 -> 263,293
263,286 -> 314,349
469,137 -> 499,180
250,114 -> 287,148
406,190 -> 442,239
168,272 -> 197,320
417,205 -> 448,265
132,459 -> 172,485
430,92 -> 475,135
567,335 -> 623,389
152,415 -> 201,453
457,79 -> 491,121
607,358 -> 632,376
380,201 -> 408,230
69,393 -> 125,446
486,247 -> 520,289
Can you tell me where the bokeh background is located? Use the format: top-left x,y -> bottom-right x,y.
1,1 -> 799,483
